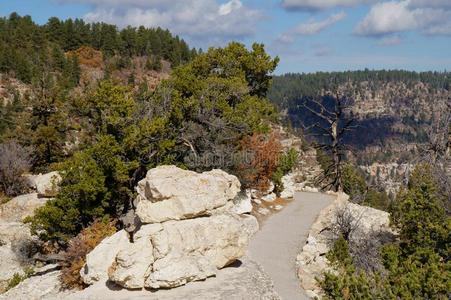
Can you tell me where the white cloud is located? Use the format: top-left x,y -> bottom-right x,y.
355,0 -> 451,36
281,0 -> 374,11
276,11 -> 346,45
293,11 -> 346,35
218,0 -> 242,15
408,0 -> 451,9
69,0 -> 262,46
377,35 -> 402,46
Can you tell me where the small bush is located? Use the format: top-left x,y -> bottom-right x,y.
0,140 -> 32,196
60,218 -> 117,289
272,148 -> 298,195
5,267 -> 34,291
237,132 -> 282,191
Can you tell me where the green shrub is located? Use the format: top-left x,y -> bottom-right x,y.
26,136 -> 135,243
341,164 -> 366,200
5,267 -> 34,291
272,148 -> 298,195
319,163 -> 450,299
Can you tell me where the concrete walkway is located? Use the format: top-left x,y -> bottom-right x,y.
248,192 -> 334,300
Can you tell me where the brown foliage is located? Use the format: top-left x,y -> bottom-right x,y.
0,140 -> 32,196
60,219 -> 117,289
238,132 -> 282,191
67,46 -> 103,68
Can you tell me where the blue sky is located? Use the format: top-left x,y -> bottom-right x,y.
1,0 -> 450,74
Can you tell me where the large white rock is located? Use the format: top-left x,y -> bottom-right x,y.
25,172 -> 61,197
136,166 -> 241,223
108,224 -> 162,289
0,222 -> 35,283
80,230 -> 130,285
145,214 -> 258,289
82,166 -> 258,291
0,193 -> 47,222
83,213 -> 258,290
0,193 -> 49,285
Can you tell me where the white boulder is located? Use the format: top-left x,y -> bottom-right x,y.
26,172 -> 61,197
296,193 -> 393,298
136,166 -> 241,223
0,193 -> 47,222
81,166 -> 259,291
108,224 -> 162,289
231,190 -> 252,214
146,214 -> 258,289
80,230 -> 130,285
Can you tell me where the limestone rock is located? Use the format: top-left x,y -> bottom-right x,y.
261,193 -> 276,203
136,166 -> 240,223
0,193 -> 47,222
0,270 -> 72,300
83,214 -> 258,290
0,222 -> 34,283
108,224 -> 162,289
0,194 -> 45,284
26,172 -> 61,197
80,230 -> 130,285
146,214 -> 258,289
296,193 -> 393,298
231,190 -> 252,214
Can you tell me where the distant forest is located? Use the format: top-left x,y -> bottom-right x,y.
0,12 -> 197,84
268,70 -> 451,108
268,70 -> 451,163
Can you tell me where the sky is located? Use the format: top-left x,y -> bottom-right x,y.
1,0 -> 450,74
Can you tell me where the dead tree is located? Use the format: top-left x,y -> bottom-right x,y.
418,103 -> 451,213
303,92 -> 357,192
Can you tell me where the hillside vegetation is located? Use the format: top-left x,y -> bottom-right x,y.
269,70 -> 451,164
0,12 -> 195,84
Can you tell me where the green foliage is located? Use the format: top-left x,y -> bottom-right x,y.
390,163 -> 450,258
145,55 -> 162,71
272,148 -> 298,195
0,13 -> 195,84
342,164 -> 367,199
27,136 -> 134,242
319,163 -> 451,299
25,42 -> 279,243
362,189 -> 391,211
5,267 -> 34,291
320,237 -> 391,300
142,42 -> 279,173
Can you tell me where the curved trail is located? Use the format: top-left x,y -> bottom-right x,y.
248,192 -> 334,300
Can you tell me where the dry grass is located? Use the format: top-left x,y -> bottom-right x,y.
60,219 -> 117,289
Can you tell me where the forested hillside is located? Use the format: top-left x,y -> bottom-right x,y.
0,13 -> 195,84
268,70 -> 451,164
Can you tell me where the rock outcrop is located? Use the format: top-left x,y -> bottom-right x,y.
0,193 -> 50,287
296,193 -> 393,298
25,172 -> 61,198
0,193 -> 47,222
135,166 -> 240,223
81,166 -> 258,290
2,256 -> 279,300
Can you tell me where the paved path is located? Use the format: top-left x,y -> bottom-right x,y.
248,192 -> 334,300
